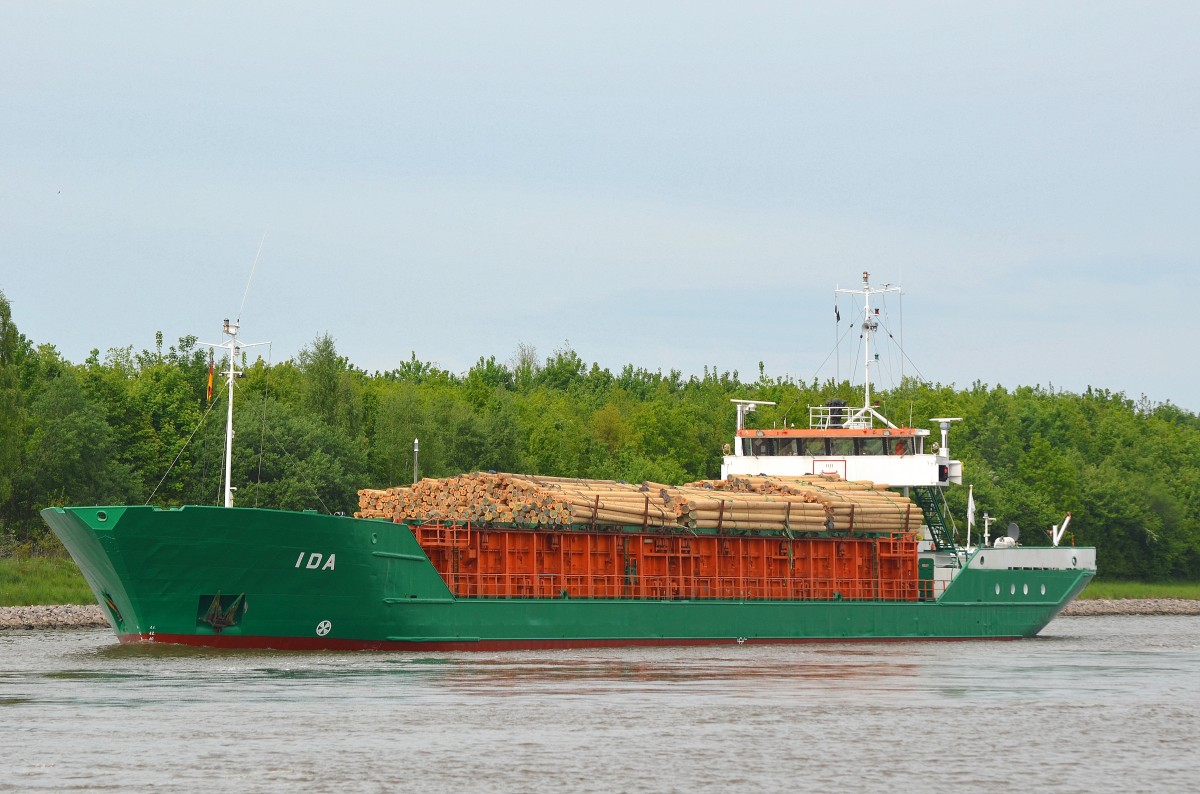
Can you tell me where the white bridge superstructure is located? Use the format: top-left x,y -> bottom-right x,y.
720,271 -> 1093,585
721,272 -> 962,489
721,419 -> 963,487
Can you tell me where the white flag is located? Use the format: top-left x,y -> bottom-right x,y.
967,485 -> 976,530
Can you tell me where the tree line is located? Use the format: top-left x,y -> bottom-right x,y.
1,289 -> 1197,579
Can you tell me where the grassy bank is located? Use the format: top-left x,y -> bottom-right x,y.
0,557 -> 94,606
1079,580 -> 1200,600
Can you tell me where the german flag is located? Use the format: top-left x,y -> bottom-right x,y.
206,352 -> 214,401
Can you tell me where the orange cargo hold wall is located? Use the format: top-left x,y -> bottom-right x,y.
410,524 -> 920,602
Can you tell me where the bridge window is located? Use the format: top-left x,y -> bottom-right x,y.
828,439 -> 855,456
745,437 -> 866,456
855,439 -> 888,455
748,438 -> 774,456
798,439 -> 826,456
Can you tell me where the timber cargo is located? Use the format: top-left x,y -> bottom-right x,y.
355,471 -> 919,533
40,273 -> 1096,650
356,472 -> 923,602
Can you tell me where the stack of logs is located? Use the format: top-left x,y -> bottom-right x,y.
357,472 -> 916,534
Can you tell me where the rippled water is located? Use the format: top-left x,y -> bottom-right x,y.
3,617 -> 1199,793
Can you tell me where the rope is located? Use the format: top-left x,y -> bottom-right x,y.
878,318 -> 928,385
809,310 -> 861,385
262,422 -> 334,514
255,343 -> 273,508
145,396 -> 222,505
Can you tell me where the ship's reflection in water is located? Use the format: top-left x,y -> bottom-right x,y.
7,617 -> 1198,793
94,639 -> 923,694
415,650 -> 923,698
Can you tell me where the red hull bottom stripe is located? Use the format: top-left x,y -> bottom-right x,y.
123,632 -> 1018,652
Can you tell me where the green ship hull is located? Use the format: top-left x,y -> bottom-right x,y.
42,504 -> 1095,650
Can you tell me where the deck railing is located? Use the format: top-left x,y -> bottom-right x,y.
413,522 -> 933,603
443,573 -> 929,602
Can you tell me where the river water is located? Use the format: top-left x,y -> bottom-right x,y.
3,616 -> 1198,793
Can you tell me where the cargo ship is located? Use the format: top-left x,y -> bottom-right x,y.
41,273 -> 1095,650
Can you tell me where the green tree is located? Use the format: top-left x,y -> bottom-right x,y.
537,345 -> 586,391
0,290 -> 24,511
509,342 -> 539,392
5,311 -> 1200,580
222,393 -> 368,514
9,350 -> 132,542
368,381 -> 426,486
297,333 -> 361,437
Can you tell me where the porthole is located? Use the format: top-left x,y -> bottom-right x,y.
1023,584 -> 1029,595
1010,584 -> 1016,595
1040,584 -> 1046,595
96,511 -> 107,522
994,583 -> 1001,595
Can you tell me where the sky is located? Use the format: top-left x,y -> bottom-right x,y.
3,2 -> 1198,410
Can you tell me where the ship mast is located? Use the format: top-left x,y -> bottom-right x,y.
203,319 -> 266,508
835,271 -> 901,429
221,319 -> 239,507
